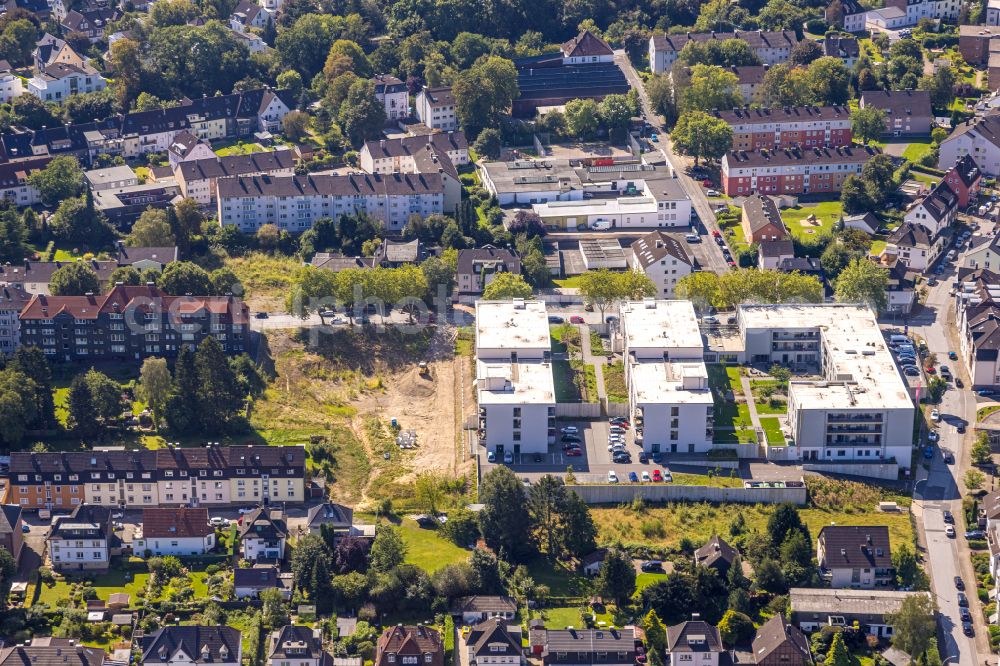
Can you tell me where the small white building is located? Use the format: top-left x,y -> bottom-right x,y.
629,231 -> 693,298
415,87 -> 457,131
48,504 -> 113,572
0,60 -> 22,103
531,178 -> 691,230
85,165 -> 139,192
234,565 -> 292,599
373,74 -> 408,121
28,62 -> 105,103
451,596 -> 518,625
476,299 -> 555,458
620,300 -> 713,456
465,618 -> 523,666
665,619 -> 724,666
133,507 -> 215,557
903,179 -> 958,237
239,507 -> 288,562
268,626 -> 331,666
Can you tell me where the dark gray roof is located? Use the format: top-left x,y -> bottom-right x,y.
421,87 -> 455,108
631,231 -> 691,268
168,130 -> 207,159
178,150 -> 295,182
0,646 -> 105,666
778,257 -> 822,274
759,239 -> 795,258
141,626 -> 241,664
947,113 -> 1000,151
665,621 -> 723,653
310,254 -> 374,271
823,36 -> 859,59
888,222 -> 931,248
694,535 -> 738,569
234,565 -> 278,588
372,74 -> 406,94
651,30 -> 799,53
916,181 -> 958,222
268,626 -> 327,661
543,627 -> 636,653
713,105 -> 850,125
306,503 -> 354,529
0,284 -> 32,313
949,154 -> 982,188
742,194 -> 788,237
457,247 -> 520,275
726,145 -> 879,168
751,614 -> 810,664
818,525 -> 892,569
217,172 -> 444,198
451,596 -> 518,615
966,304 -> 1000,358
363,131 -> 468,159
580,548 -> 608,567
861,90 -> 932,119
116,245 -> 179,265
466,618 -> 521,657
0,504 -> 21,535
239,508 -> 288,541
49,504 -> 111,541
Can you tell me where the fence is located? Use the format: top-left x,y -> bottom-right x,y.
565,483 -> 807,505
554,403 -> 604,419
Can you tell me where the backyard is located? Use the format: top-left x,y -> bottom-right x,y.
397,518 -> 470,573
782,201 -> 842,241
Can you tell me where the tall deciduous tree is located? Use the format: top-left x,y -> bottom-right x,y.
338,79 -> 386,147
888,593 -> 936,661
834,258 -> 889,312
128,209 -> 177,247
681,64 -> 742,113
138,357 -> 172,427
851,106 -> 886,146
482,273 -> 533,300
453,56 -> 519,134
564,98 -> 600,138
670,111 -> 733,165
479,466 -> 535,561
369,524 -> 407,573
10,346 -> 53,427
67,374 -> 99,440
159,261 -> 213,295
28,156 -> 85,208
50,263 -> 100,296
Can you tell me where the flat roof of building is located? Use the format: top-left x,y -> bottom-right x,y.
481,159 -> 686,198
475,299 -> 551,352
534,196 -> 658,218
739,304 -> 912,411
85,165 -> 137,185
629,361 -> 714,406
476,360 -> 556,404
621,299 -> 702,353
789,588 -> 928,616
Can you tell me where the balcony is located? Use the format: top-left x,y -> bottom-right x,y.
827,414 -> 883,423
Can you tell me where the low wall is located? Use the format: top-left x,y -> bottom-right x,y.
766,445 -> 800,462
554,403 -> 603,418
606,401 -> 629,418
566,483 -> 807,505
802,461 -> 899,480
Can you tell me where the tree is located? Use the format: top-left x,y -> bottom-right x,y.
257,223 -> 281,252
138,357 -> 172,428
128,209 -> 177,247
557,490 -> 596,559
767,503 -> 806,549
10,346 -> 54,428
528,475 -> 564,558
67,374 -> 99,440
48,196 -> 114,246
681,64 -> 742,113
479,466 -> 534,561
756,63 -> 810,108
862,154 -> 896,205
85,369 -> 122,423
824,632 -> 852,666
834,258 -> 889,312
671,111 -> 733,165
852,106 -> 886,146
804,57 -> 851,105
921,66 -> 956,110
453,56 -> 519,134
338,79 -> 386,147
159,261 -> 213,295
282,110 -> 311,142
0,207 -> 28,263
564,98 -> 601,138
577,270 -> 656,320
195,336 -> 241,431
414,473 -> 444,515
260,587 -> 288,628
0,369 -> 39,446
840,175 -> 872,215
643,610 -> 667,665
598,93 -> 634,139
0,547 -> 15,605
473,127 -> 502,159
893,543 -> 926,589
788,40 -> 823,67
369,524 -> 407,573
965,469 -> 985,490
717,610 -> 754,646
290,534 -> 335,612
28,156 -> 85,208
676,271 -> 722,311
50,263 -> 100,296
972,431 -> 992,465
887,593 -> 936,660
596,548 -> 636,605
482,272 -> 533,300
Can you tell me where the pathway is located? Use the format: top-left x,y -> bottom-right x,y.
739,374 -> 762,429
579,324 -> 607,401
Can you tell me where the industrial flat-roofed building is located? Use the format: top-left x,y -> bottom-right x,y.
475,299 -> 555,457
737,304 -> 914,473
620,300 -> 713,455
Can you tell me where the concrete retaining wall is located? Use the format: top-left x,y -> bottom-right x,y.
802,461 -> 899,480
555,403 -> 603,418
606,401 -> 629,418
766,445 -> 800,462
566,484 -> 807,505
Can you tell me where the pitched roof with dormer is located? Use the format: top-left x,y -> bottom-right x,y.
466,618 -> 521,658
665,621 -> 723,653
751,614 -> 811,664
140,626 -> 241,665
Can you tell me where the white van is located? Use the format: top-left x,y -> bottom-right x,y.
591,220 -> 612,231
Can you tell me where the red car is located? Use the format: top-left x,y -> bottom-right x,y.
926,366 -> 936,374
652,469 -> 663,482
701,179 -> 713,187
565,448 -> 582,456
570,315 -> 585,324
711,230 -> 721,238
727,260 -> 737,267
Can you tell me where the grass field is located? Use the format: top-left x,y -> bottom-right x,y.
670,472 -> 743,488
215,141 -> 269,156
553,276 -> 585,289
782,202 -> 842,241
708,365 -> 742,395
398,519 -> 470,573
759,417 -> 785,444
902,140 -> 934,163
978,405 -> 1000,422
869,239 -> 887,256
225,252 -> 302,310
605,362 -> 628,403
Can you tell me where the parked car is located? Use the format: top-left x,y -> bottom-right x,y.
565,448 -> 582,456
608,470 -> 619,483
960,607 -> 972,621
560,426 -> 578,434
487,451 -> 496,463
685,234 -> 701,243
701,179 -> 712,187
943,450 -> 955,464
963,622 -> 974,637
954,575 -> 964,589
949,351 -> 958,360
641,560 -> 665,572
978,389 -> 997,396
610,426 -> 626,434
958,592 -> 969,607
21,524 -> 29,533
957,424 -> 966,433
562,435 -> 581,443
928,430 -> 939,442
702,316 -> 719,325
628,471 -> 639,483
503,451 -> 514,464
706,189 -> 720,196
931,409 -> 941,421
570,316 -> 585,324
944,510 -> 954,523
904,367 -> 920,376
639,452 -> 648,463
548,315 -> 565,324
712,230 -> 721,238
254,312 -> 269,319
926,366 -> 937,374
924,445 -> 935,459
966,530 -> 985,539
641,471 -> 651,482
613,454 -> 632,464
652,469 -> 664,482
209,517 -> 229,527
946,525 -> 956,537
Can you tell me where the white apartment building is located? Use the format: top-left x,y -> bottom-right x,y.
620,300 -> 713,455
217,172 -> 444,234
47,504 -> 113,572
531,176 -> 692,229
0,285 -> 30,355
28,62 -> 105,102
629,232 -> 693,298
476,299 -> 555,458
415,87 -> 457,131
738,304 -> 915,472
0,64 -> 22,103
175,150 -> 296,204
373,74 -> 409,121
133,507 -> 216,556
239,507 -> 288,561
648,30 -> 799,74
359,132 -> 467,212
940,115 -> 1000,177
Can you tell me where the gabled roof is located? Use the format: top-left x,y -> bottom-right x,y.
888,221 -> 932,248
561,30 -> 614,58
466,618 -> 520,657
651,30 -> 800,53
742,194 -> 788,237
914,180 -> 958,222
177,150 -> 296,182
377,625 -> 442,657
420,87 -> 454,107
818,525 -> 892,568
541,627 -> 635,653
140,507 -> 212,539
580,548 -> 608,567
239,508 -> 288,541
310,253 -> 374,271
451,596 -> 518,615
20,285 -> 249,324
631,230 -> 692,268
694,535 -> 738,569
457,247 -> 520,274
306,502 -> 354,529
967,304 -> 1000,358
713,105 -> 850,125
372,74 -> 406,94
949,154 -> 982,188
49,504 -> 112,541
823,36 -> 859,59
234,565 -> 279,589
140,626 -> 241,664
0,646 -> 105,666
665,621 -> 723,653
861,90 -> 932,119
268,626 -> 326,661
0,504 -> 21,535
116,245 -> 179,265
168,130 -> 207,159
725,145 -> 879,169
752,614 -> 811,663
759,239 -> 795,258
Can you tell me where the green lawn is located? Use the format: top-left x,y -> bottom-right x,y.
755,399 -> 787,415
214,141 -> 269,156
605,362 -> 627,403
635,572 -> 668,592
553,360 -> 583,402
869,239 -> 887,256
525,558 -> 582,596
670,472 -> 743,488
759,417 -> 785,445
553,275 -> 585,288
398,519 -> 470,573
902,140 -> 934,163
782,201 -> 842,240
707,364 -> 742,395
978,405 -> 1000,422
540,606 -> 584,628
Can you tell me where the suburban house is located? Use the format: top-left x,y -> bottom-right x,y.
415,87 -> 457,131
957,275 -> 1000,388
0,248 -> 177,295
61,7 -> 117,42
133,507 -> 215,556
475,299 -> 556,457
713,106 -> 852,151
665,618 -> 724,666
230,0 -> 271,30
694,535 -> 739,578
114,244 -> 179,273
879,221 -> 944,272
373,239 -> 422,267
649,30 -> 800,73
457,245 -> 521,297
48,504 -> 114,572
535,627 -> 637,666
859,90 -> 933,137
0,504 -> 24,563
825,0 -> 867,32
885,263 -> 918,315
141,626 -> 242,666
842,212 -> 880,235
18,285 -> 249,362
306,502 -> 354,536
620,300 -> 712,455
0,284 -> 31,355
943,154 -> 982,208
167,130 -> 215,168
0,60 -> 21,103
93,179 -> 182,226
750,614 -> 813,666
721,146 -> 878,196
817,525 -> 893,588
580,548 -> 608,576
741,194 -> 789,243
375,625 -> 444,666
629,231 -> 694,298
268,626 -> 332,666
5,445 -> 306,510
0,644 -> 106,666
822,36 -> 860,68
451,596 -> 518,625
234,565 -> 292,599
759,240 -> 795,270
903,178 -> 958,236
28,60 -> 106,103
372,74 -> 408,121
512,30 -> 629,116
239,507 -> 288,562
940,114 -> 1000,177
789,588 -> 929,637
465,618 -> 523,666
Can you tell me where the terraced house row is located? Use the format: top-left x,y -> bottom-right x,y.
4,445 -> 306,510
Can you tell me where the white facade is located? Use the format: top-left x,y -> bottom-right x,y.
134,533 -> 215,556
242,534 -> 285,561
620,300 -> 713,455
0,72 -> 22,103
738,304 -> 915,472
415,87 -> 457,131
50,537 -> 108,570
632,252 -> 692,298
940,121 -> 1000,177
531,180 -> 692,230
475,300 -> 555,457
989,0 -> 1000,24
28,68 -> 106,103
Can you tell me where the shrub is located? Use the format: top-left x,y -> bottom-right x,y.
805,18 -> 827,33
640,518 -> 666,539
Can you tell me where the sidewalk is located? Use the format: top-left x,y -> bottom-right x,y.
579,323 -> 607,401
739,375 -> 762,429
